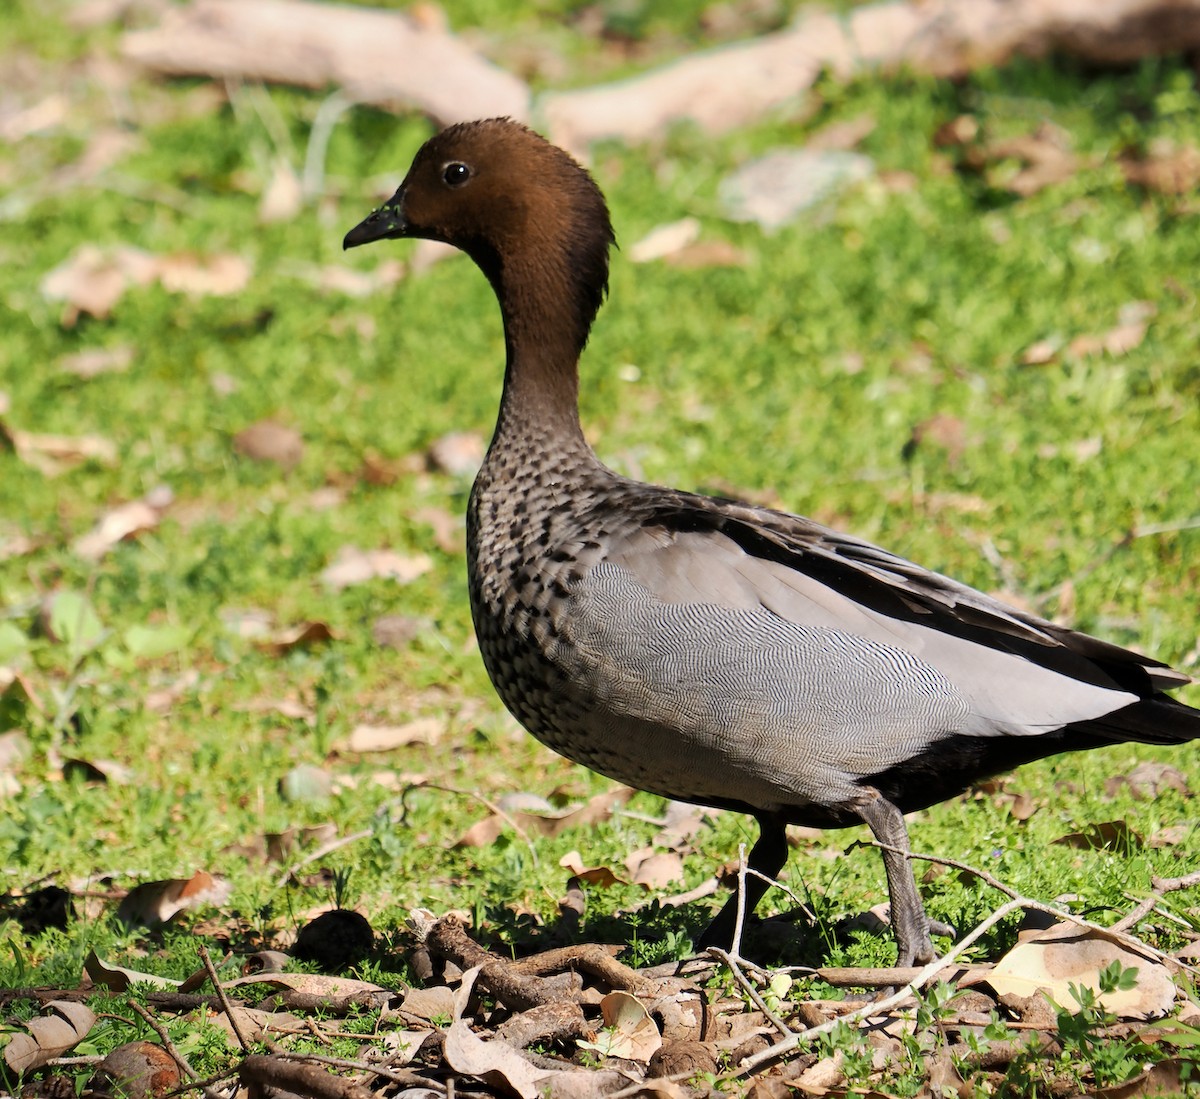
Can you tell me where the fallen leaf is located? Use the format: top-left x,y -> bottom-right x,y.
343,718 -> 444,752
559,851 -> 625,887
40,245 -> 251,323
84,951 -> 182,992
398,984 -> 457,1023
983,123 -> 1078,197
989,922 -> 1176,1018
628,850 -> 684,889
629,217 -> 700,263
1067,302 -> 1155,359
59,344 -> 135,378
115,870 -> 232,929
1121,140 -> 1200,195
320,545 -> 433,590
62,757 -> 134,785
88,1041 -> 180,1098
301,260 -> 405,297
279,764 -> 334,803
1,422 -> 117,476
443,1020 -> 551,1099
74,497 -> 164,560
233,419 -> 304,468
1020,335 -> 1063,366
155,251 -> 251,295
259,158 -> 303,222
720,149 -> 874,230
413,505 -> 462,554
425,430 -> 485,476
1053,820 -> 1144,851
371,614 -> 429,649
578,991 -> 663,1063
3,1000 -> 98,1073
664,239 -> 749,269
807,113 -> 876,151
256,620 -> 334,656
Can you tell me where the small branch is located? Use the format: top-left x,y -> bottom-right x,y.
705,947 -> 792,1038
199,946 -> 251,1054
1111,868 -> 1200,933
129,1001 -> 226,1099
275,828 -> 372,889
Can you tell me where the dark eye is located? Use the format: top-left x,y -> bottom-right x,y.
443,162 -> 471,186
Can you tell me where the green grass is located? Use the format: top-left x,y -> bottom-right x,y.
2,0 -> 1200,1089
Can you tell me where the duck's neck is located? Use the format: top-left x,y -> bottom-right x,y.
487,252 -> 596,458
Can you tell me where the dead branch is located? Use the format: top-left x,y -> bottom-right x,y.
121,0 -> 529,126
238,1053 -> 377,1099
541,0 -> 1200,150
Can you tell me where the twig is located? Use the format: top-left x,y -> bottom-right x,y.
401,782 -> 541,866
199,946 -> 251,1054
303,90 -> 354,200
275,828 -> 372,889
731,843 -> 749,958
129,1001 -> 226,1099
735,895 -> 1030,1074
866,841 -> 1200,976
705,946 -> 792,1038
1111,868 -> 1200,933
266,1051 -> 446,1091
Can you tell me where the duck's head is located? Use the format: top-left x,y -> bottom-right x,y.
344,119 -> 614,350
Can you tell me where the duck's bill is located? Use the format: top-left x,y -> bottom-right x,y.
343,194 -> 407,249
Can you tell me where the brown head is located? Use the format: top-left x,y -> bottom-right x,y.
344,119 -> 615,357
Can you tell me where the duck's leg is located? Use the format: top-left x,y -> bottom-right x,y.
855,791 -> 936,966
696,813 -> 788,951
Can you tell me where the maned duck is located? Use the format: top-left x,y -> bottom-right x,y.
344,118 -> 1200,966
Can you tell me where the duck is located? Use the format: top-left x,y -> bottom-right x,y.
344,118 -> 1200,967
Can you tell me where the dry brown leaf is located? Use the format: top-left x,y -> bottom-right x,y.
1020,335 -> 1062,366
155,251 -> 251,295
84,951 -> 183,992
115,870 -> 232,929
343,718 -> 444,752
222,971 -> 388,1003
3,1000 -> 98,1074
398,984 -> 457,1023
234,696 -> 314,721
61,757 -> 134,785
1106,760 -> 1190,801
60,344 -> 135,378
1053,819 -> 1143,851
983,124 -> 1078,196
41,245 -> 250,323
807,114 -> 876,151
559,851 -> 625,888
259,158 -> 303,223
413,505 -> 462,554
665,239 -> 750,269
1067,301 -> 1155,359
0,422 -> 118,476
74,496 -> 165,560
233,419 -> 304,468
443,1020 -> 551,1099
578,991 -> 662,1063
89,1041 -> 181,1098
1121,141 -> 1200,195
320,545 -> 433,590
1148,823 -> 1191,849
301,260 -> 405,297
628,850 -> 685,889
425,430 -> 485,476
988,922 -> 1175,1018
256,620 -> 334,656
629,218 -> 700,264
